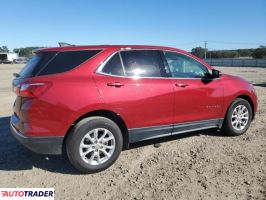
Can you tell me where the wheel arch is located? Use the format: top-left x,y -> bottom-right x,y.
236,95 -> 255,120
225,95 -> 255,121
63,110 -> 129,153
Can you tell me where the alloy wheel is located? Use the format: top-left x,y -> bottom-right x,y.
79,128 -> 115,165
231,104 -> 249,131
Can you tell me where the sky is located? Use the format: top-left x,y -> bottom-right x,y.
1,0 -> 266,51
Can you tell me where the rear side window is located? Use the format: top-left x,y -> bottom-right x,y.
38,50 -> 101,76
101,53 -> 124,76
18,52 -> 56,78
120,50 -> 163,77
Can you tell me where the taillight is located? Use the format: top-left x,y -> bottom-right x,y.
14,82 -> 51,98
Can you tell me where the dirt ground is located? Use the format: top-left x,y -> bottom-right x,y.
0,64 -> 265,200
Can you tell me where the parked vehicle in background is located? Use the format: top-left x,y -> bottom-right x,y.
10,45 -> 258,173
1,59 -> 13,64
0,52 -> 18,63
13,57 -> 28,64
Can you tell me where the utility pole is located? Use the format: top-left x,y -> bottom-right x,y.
204,41 -> 207,59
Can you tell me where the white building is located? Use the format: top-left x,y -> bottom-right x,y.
0,52 -> 18,62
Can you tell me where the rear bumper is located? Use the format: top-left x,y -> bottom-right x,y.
10,121 -> 63,155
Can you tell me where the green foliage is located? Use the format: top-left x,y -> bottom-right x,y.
192,46 -> 266,59
252,47 -> 266,58
191,47 -> 205,58
13,47 -> 43,57
0,46 -> 9,52
207,50 -> 243,58
192,47 -> 262,59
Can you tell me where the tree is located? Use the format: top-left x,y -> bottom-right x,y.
13,47 -> 43,57
237,49 -> 253,57
0,46 -> 9,52
252,47 -> 266,58
195,48 -> 255,58
191,47 -> 205,59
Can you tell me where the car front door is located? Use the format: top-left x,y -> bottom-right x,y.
162,51 -> 223,129
94,50 -> 174,142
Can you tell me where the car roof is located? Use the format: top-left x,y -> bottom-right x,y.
36,45 -> 185,53
35,44 -> 212,69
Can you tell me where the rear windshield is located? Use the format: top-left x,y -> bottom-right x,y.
18,50 -> 101,78
19,52 -> 56,79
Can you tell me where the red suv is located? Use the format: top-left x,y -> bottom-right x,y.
11,45 -> 257,173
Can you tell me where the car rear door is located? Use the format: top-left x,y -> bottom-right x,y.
94,50 -> 174,142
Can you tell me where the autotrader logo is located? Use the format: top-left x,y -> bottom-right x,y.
0,188 -> 54,199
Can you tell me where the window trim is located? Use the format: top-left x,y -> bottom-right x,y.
96,49 -> 217,80
35,51 -> 59,77
96,49 -> 166,78
120,49 -> 165,78
96,51 -> 119,73
100,52 -> 125,77
118,52 -> 127,76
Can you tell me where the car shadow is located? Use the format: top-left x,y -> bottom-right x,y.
0,116 -> 227,175
253,82 -> 266,88
129,128 -> 226,149
0,116 -> 79,174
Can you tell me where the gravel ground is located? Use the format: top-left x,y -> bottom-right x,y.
0,64 -> 265,200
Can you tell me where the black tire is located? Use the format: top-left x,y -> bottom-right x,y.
222,98 -> 252,136
66,117 -> 123,174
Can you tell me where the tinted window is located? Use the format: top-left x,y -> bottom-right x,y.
120,50 -> 163,77
39,50 -> 101,76
163,51 -> 209,78
18,52 -> 56,78
101,53 -> 124,76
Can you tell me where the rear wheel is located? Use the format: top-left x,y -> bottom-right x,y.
66,117 -> 123,173
222,98 -> 252,136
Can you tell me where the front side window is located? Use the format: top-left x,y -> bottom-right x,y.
163,51 -> 209,78
101,53 -> 124,76
120,50 -> 163,77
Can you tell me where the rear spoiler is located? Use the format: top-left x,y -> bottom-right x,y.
32,42 -> 75,54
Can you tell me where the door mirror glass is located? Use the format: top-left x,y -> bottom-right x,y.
212,69 -> 220,78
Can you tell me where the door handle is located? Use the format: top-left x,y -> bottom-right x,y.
107,82 -> 124,87
175,83 -> 188,88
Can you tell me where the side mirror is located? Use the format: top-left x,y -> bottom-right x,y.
212,69 -> 220,78
13,73 -> 20,78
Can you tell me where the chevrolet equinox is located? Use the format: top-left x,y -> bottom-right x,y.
10,45 -> 258,173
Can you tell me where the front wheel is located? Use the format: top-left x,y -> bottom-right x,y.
66,117 -> 123,173
222,98 -> 252,136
